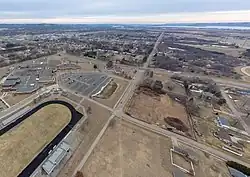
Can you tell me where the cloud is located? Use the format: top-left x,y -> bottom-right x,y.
0,0 -> 250,23
1,10 -> 250,24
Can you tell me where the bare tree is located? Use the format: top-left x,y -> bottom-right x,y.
75,171 -> 84,177
87,106 -> 92,114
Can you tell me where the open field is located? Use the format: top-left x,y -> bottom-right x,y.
0,104 -> 71,177
172,151 -> 192,171
127,88 -> 190,134
63,91 -> 82,104
55,95 -> 78,108
62,54 -> 106,71
93,78 -> 128,108
58,100 -> 111,177
178,43 -> 245,57
0,66 -> 9,79
179,143 -> 231,177
4,93 -> 31,106
81,120 -> 173,177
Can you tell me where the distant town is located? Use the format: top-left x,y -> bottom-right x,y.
0,23 -> 250,177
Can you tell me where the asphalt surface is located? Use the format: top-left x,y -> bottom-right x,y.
112,31 -> 250,168
59,72 -> 110,96
0,100 -> 82,177
221,89 -> 250,135
115,110 -> 250,168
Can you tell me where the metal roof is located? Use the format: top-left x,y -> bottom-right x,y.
42,142 -> 70,175
228,167 -> 248,177
2,80 -> 18,87
217,117 -> 230,127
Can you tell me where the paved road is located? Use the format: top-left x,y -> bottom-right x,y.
156,70 -> 250,89
221,89 -> 250,134
115,32 -> 164,111
241,66 -> 250,77
114,110 -> 250,168
7,100 -> 82,177
0,84 -> 58,121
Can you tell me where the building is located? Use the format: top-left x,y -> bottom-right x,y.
216,128 -> 232,144
228,167 -> 248,177
216,117 -> 230,129
42,142 -> 70,175
216,117 -> 248,136
2,76 -> 21,91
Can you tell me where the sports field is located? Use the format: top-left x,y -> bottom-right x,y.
0,104 -> 71,177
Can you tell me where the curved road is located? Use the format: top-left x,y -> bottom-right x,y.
241,66 -> 250,77
0,100 -> 83,177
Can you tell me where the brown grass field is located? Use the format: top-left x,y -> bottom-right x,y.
127,90 -> 189,128
4,93 -> 31,106
0,104 -> 71,177
81,120 -> 173,177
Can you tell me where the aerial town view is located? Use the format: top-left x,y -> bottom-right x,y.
1,1 -> 250,177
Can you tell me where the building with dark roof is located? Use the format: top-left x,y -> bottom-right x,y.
2,77 -> 20,91
228,167 -> 248,177
216,117 -> 230,129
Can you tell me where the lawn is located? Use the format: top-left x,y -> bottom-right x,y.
0,104 -> 71,177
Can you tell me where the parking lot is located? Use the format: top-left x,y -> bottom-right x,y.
2,60 -> 56,93
59,72 -> 111,96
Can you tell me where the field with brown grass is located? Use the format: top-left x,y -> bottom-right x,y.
0,104 -> 71,177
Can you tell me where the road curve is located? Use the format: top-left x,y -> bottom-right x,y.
241,66 -> 250,77
0,100 -> 83,177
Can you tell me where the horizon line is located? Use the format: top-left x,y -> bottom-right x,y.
0,10 -> 250,24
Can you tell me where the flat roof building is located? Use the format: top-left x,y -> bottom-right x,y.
216,117 -> 230,128
42,142 -> 70,175
228,167 -> 248,177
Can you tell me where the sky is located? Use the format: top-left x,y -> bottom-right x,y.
0,0 -> 250,23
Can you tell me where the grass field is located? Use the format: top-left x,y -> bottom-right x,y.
81,120 -> 173,177
4,93 -> 31,106
93,78 -> 128,108
58,100 -> 111,177
0,104 -> 71,177
127,89 -> 189,128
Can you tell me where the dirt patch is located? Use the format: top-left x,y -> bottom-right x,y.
179,143 -> 231,177
81,120 -> 173,177
93,78 -> 128,108
57,100 -> 111,177
63,92 -> 82,104
127,88 -> 190,131
172,151 -> 192,170
165,117 -> 189,132
62,54 -> 106,72
0,104 -> 71,177
4,93 -> 31,106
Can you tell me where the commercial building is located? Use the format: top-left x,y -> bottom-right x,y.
42,142 -> 70,175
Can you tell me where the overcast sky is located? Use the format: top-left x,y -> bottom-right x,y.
0,0 -> 250,23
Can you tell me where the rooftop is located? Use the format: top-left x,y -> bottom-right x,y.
228,167 -> 248,177
42,142 -> 70,175
217,117 -> 230,127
